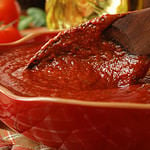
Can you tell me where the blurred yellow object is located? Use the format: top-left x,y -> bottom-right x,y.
45,0 -> 142,30
137,0 -> 143,9
46,0 -> 94,29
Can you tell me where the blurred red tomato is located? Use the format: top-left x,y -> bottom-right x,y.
0,0 -> 20,27
0,25 -> 22,43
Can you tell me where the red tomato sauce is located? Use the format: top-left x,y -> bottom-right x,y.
0,14 -> 150,103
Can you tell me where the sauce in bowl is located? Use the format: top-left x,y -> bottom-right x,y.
0,14 -> 150,103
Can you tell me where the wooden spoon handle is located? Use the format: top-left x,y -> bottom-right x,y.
105,8 -> 150,55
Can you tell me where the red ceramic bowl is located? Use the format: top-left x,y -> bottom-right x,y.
0,30 -> 150,150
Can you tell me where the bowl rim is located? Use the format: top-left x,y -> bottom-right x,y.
0,29 -> 150,110
1,84 -> 150,110
0,29 -> 61,46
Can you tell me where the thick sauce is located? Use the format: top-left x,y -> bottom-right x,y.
0,14 -> 150,103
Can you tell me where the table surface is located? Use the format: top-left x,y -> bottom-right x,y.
0,121 -> 51,150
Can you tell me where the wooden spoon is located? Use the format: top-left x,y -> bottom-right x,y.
104,8 -> 150,55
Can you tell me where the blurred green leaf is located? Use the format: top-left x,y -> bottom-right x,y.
18,16 -> 33,30
27,7 -> 46,27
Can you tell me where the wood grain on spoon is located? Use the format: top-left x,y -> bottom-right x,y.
104,8 -> 150,55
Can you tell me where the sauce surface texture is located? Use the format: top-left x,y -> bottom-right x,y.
0,14 -> 150,103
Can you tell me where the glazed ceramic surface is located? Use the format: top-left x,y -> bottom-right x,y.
1,87 -> 150,150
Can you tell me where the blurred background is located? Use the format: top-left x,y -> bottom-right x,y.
18,0 -> 150,10
18,0 -> 45,9
17,0 -> 150,30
